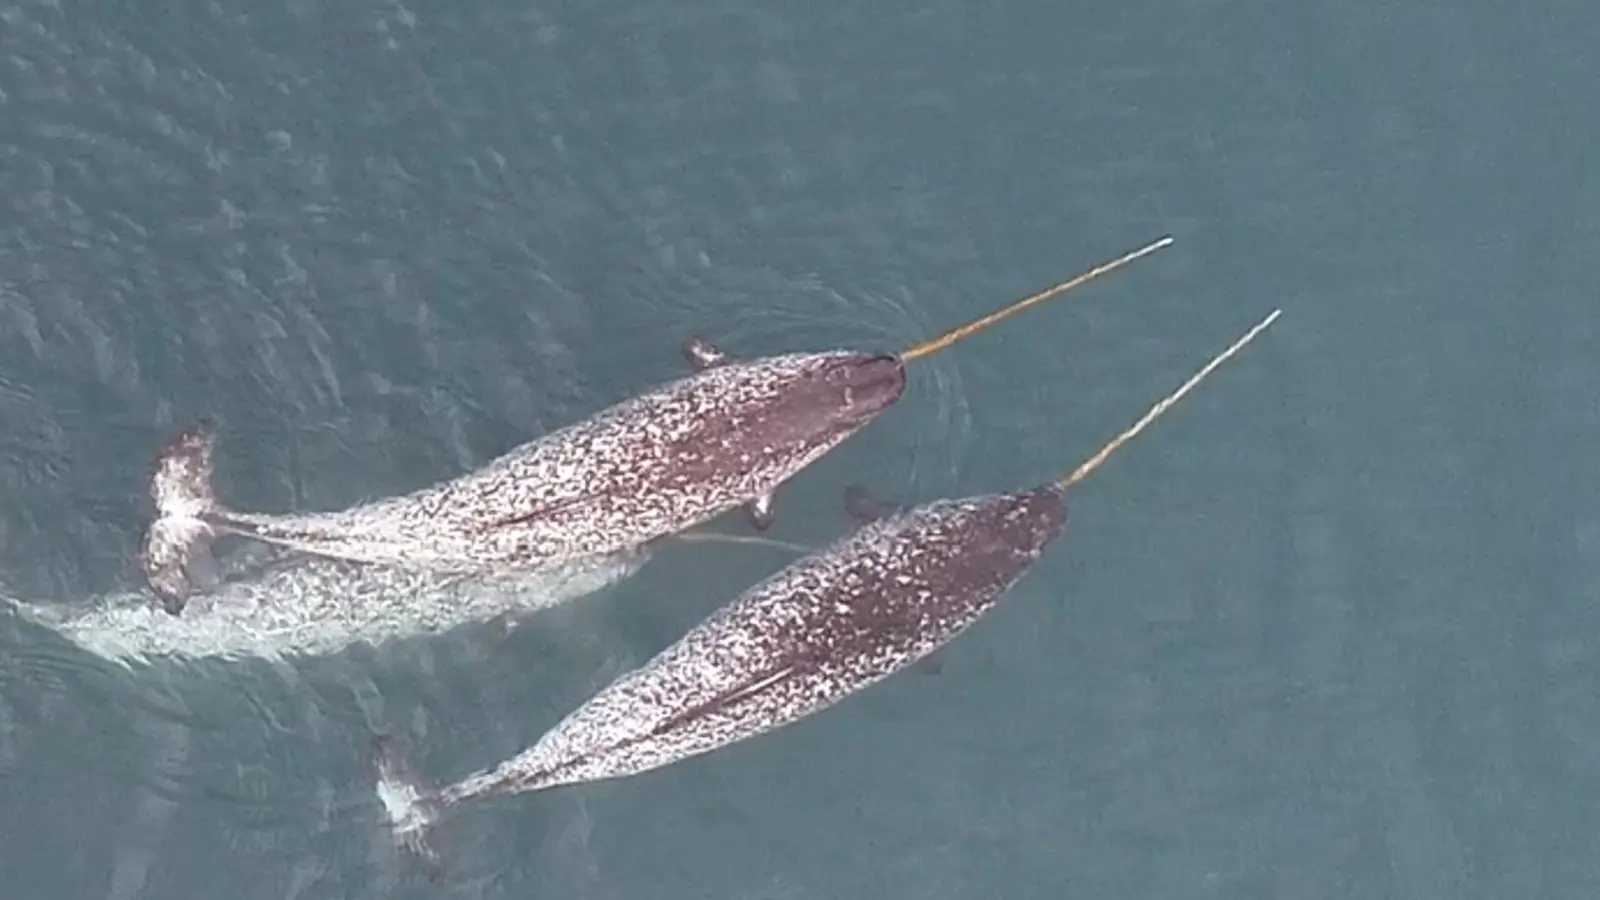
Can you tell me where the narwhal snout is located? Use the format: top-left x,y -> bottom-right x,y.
827,354 -> 906,424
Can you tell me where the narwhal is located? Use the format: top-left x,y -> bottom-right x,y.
369,307 -> 1282,876
9,540 -> 655,663
141,237 -> 1175,614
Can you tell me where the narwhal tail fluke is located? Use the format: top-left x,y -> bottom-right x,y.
139,419 -> 226,615
369,734 -> 447,881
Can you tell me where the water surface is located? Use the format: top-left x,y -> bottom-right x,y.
2,1 -> 1598,897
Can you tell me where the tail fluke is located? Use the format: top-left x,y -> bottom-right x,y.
369,734 -> 445,881
139,420 -> 223,615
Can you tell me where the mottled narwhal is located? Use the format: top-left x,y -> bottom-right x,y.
370,307 -> 1282,876
8,542 -> 654,663
141,237 -> 1175,614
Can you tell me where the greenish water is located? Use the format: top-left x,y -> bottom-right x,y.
2,1 -> 1597,897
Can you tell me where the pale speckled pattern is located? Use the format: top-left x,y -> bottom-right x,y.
147,350 -> 903,589
393,486 -> 1065,823
11,541 -> 650,663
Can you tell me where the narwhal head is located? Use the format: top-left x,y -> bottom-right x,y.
703,351 -> 907,458
784,352 -> 907,435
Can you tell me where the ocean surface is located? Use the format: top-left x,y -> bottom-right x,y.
2,1 -> 1598,897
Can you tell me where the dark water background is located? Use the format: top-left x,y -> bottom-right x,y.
3,1 -> 1598,897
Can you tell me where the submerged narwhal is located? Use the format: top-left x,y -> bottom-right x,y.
140,238 -> 1175,614
370,307 -> 1282,875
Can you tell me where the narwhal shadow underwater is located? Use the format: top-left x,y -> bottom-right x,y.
370,307 -> 1283,877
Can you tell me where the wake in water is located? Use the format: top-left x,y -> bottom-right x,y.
6,540 -> 652,664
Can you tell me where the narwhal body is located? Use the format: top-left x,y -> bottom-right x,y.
15,540 -> 649,663
370,307 -> 1282,874
140,348 -> 899,613
141,239 -> 1176,615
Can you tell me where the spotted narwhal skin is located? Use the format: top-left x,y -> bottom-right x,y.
405,485 -> 1066,814
142,349 -> 905,612
20,541 -> 650,663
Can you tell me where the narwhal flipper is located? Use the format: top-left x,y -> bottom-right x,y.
842,483 -> 907,524
840,484 -> 944,675
681,335 -> 731,371
140,419 -> 226,615
682,334 -> 779,532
